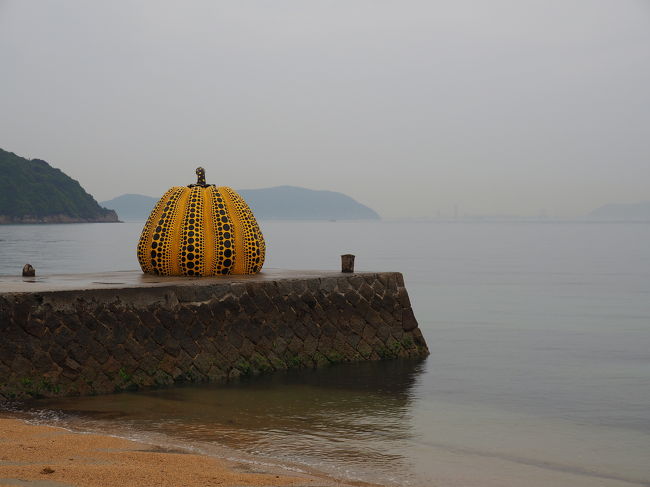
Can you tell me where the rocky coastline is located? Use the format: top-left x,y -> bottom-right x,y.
0,211 -> 119,224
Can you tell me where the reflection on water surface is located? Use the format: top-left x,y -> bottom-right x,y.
26,360 -> 427,486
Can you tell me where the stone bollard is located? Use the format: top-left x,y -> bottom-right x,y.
22,264 -> 35,277
341,254 -> 355,273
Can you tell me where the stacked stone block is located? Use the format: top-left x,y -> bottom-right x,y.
0,272 -> 428,400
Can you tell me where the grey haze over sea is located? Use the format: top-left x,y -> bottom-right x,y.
1,220 -> 649,486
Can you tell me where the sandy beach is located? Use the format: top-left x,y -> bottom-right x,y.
0,417 -> 369,487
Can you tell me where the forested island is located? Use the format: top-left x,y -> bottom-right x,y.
0,148 -> 118,224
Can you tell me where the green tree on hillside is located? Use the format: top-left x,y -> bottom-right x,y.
0,148 -> 117,222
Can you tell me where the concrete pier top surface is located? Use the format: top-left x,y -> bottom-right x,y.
0,269 -> 385,294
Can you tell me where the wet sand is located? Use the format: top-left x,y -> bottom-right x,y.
0,418 -> 369,487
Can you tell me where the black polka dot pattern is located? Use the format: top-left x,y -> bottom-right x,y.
209,186 -> 237,275
137,184 -> 264,276
149,187 -> 185,276
137,187 -> 176,274
179,186 -> 205,277
222,187 -> 266,274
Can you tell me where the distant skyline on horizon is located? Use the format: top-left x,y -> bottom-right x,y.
1,1 -> 649,219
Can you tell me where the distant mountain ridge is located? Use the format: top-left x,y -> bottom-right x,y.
588,201 -> 650,221
239,186 -> 380,220
0,148 -> 118,224
101,186 -> 380,221
100,194 -> 158,220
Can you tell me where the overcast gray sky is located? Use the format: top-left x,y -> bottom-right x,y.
1,1 -> 648,218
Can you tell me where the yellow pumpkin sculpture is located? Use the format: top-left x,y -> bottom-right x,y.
137,167 -> 265,276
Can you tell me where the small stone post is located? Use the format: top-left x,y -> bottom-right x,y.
341,254 -> 355,273
22,264 -> 35,277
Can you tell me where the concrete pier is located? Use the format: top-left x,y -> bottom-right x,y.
0,270 -> 428,400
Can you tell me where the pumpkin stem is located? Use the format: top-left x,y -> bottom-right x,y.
196,167 -> 206,185
190,167 -> 211,187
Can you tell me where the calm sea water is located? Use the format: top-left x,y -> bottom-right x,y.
1,220 -> 649,486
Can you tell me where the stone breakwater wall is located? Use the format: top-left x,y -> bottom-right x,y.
0,272 -> 428,400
